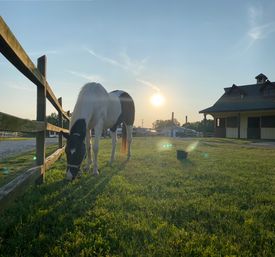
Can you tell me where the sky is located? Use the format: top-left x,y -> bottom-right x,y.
1,0 -> 275,128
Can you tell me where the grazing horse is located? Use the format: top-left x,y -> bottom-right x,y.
62,82 -> 135,180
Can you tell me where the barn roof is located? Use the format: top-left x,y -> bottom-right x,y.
199,80 -> 275,114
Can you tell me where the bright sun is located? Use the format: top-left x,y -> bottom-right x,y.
150,93 -> 165,107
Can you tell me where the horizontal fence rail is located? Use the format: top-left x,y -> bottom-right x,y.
0,146 -> 65,209
0,16 -> 70,208
0,112 -> 69,133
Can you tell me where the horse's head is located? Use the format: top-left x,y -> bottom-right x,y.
62,119 -> 86,180
62,132 -> 86,180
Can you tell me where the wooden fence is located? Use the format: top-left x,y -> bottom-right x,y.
0,16 -> 70,207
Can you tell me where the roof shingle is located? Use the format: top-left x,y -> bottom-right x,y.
199,81 -> 275,114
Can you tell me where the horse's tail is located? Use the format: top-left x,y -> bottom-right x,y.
121,122 -> 127,154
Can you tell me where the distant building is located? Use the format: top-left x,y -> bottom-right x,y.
134,127 -> 158,136
48,131 -> 58,138
160,125 -> 200,137
0,131 -> 19,137
199,73 -> 275,139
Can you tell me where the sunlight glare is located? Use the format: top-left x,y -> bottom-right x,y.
150,93 -> 165,107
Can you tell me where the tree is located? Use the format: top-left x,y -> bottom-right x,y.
46,113 -> 69,129
152,119 -> 180,131
182,119 -> 214,133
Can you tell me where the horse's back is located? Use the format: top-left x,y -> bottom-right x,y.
79,82 -> 108,98
71,83 -> 109,128
109,90 -> 135,127
71,83 -> 134,131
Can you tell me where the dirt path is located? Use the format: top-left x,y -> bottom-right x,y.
0,138 -> 59,160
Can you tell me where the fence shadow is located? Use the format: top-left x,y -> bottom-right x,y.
0,161 -> 126,256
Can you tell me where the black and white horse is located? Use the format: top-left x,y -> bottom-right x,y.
62,82 -> 135,180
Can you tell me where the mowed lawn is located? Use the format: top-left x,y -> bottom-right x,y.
0,137 -> 274,256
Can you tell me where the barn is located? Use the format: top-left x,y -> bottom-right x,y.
199,74 -> 275,139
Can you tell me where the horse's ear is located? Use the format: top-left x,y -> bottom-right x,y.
61,131 -> 70,139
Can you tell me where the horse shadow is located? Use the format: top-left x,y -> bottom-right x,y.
0,160 -> 127,256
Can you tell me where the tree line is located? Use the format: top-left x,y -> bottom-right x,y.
47,112 -> 214,133
46,113 -> 69,129
152,118 -> 214,133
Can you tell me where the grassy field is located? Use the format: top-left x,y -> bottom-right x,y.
0,137 -> 274,256
0,144 -> 60,187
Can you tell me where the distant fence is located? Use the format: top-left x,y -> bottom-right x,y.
0,17 -> 70,206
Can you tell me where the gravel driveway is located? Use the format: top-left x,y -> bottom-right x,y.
0,138 -> 59,160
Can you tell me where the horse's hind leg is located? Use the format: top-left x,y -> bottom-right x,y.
85,128 -> 92,172
92,122 -> 103,176
110,130 -> 117,164
126,125 -> 133,160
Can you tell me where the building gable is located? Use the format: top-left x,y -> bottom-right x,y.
199,74 -> 275,114
225,84 -> 246,97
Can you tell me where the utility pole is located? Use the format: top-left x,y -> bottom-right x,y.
171,112 -> 174,137
171,112 -> 174,124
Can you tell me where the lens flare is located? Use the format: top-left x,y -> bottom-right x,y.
157,140 -> 173,151
186,141 -> 199,153
202,152 -> 209,158
162,143 -> 173,149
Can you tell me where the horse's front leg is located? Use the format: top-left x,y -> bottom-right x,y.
85,129 -> 92,173
110,130 -> 117,164
92,123 -> 103,176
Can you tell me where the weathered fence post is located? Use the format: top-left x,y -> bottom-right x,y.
36,55 -> 46,184
58,97 -> 63,148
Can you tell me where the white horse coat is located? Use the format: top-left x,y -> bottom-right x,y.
63,82 -> 135,180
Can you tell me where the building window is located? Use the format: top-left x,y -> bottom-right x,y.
248,117 -> 260,128
261,116 -> 275,128
263,87 -> 275,96
226,116 -> 238,128
216,118 -> 225,128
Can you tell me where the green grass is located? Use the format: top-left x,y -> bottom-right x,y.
0,144 -> 60,187
0,137 -> 274,256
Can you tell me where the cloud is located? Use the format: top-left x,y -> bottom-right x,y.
119,52 -> 147,75
87,48 -> 125,69
136,79 -> 160,92
7,81 -> 35,92
232,4 -> 275,54
248,5 -> 263,27
67,70 -> 104,82
246,4 -> 275,46
85,47 -> 147,76
84,47 -> 158,93
248,22 -> 275,40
